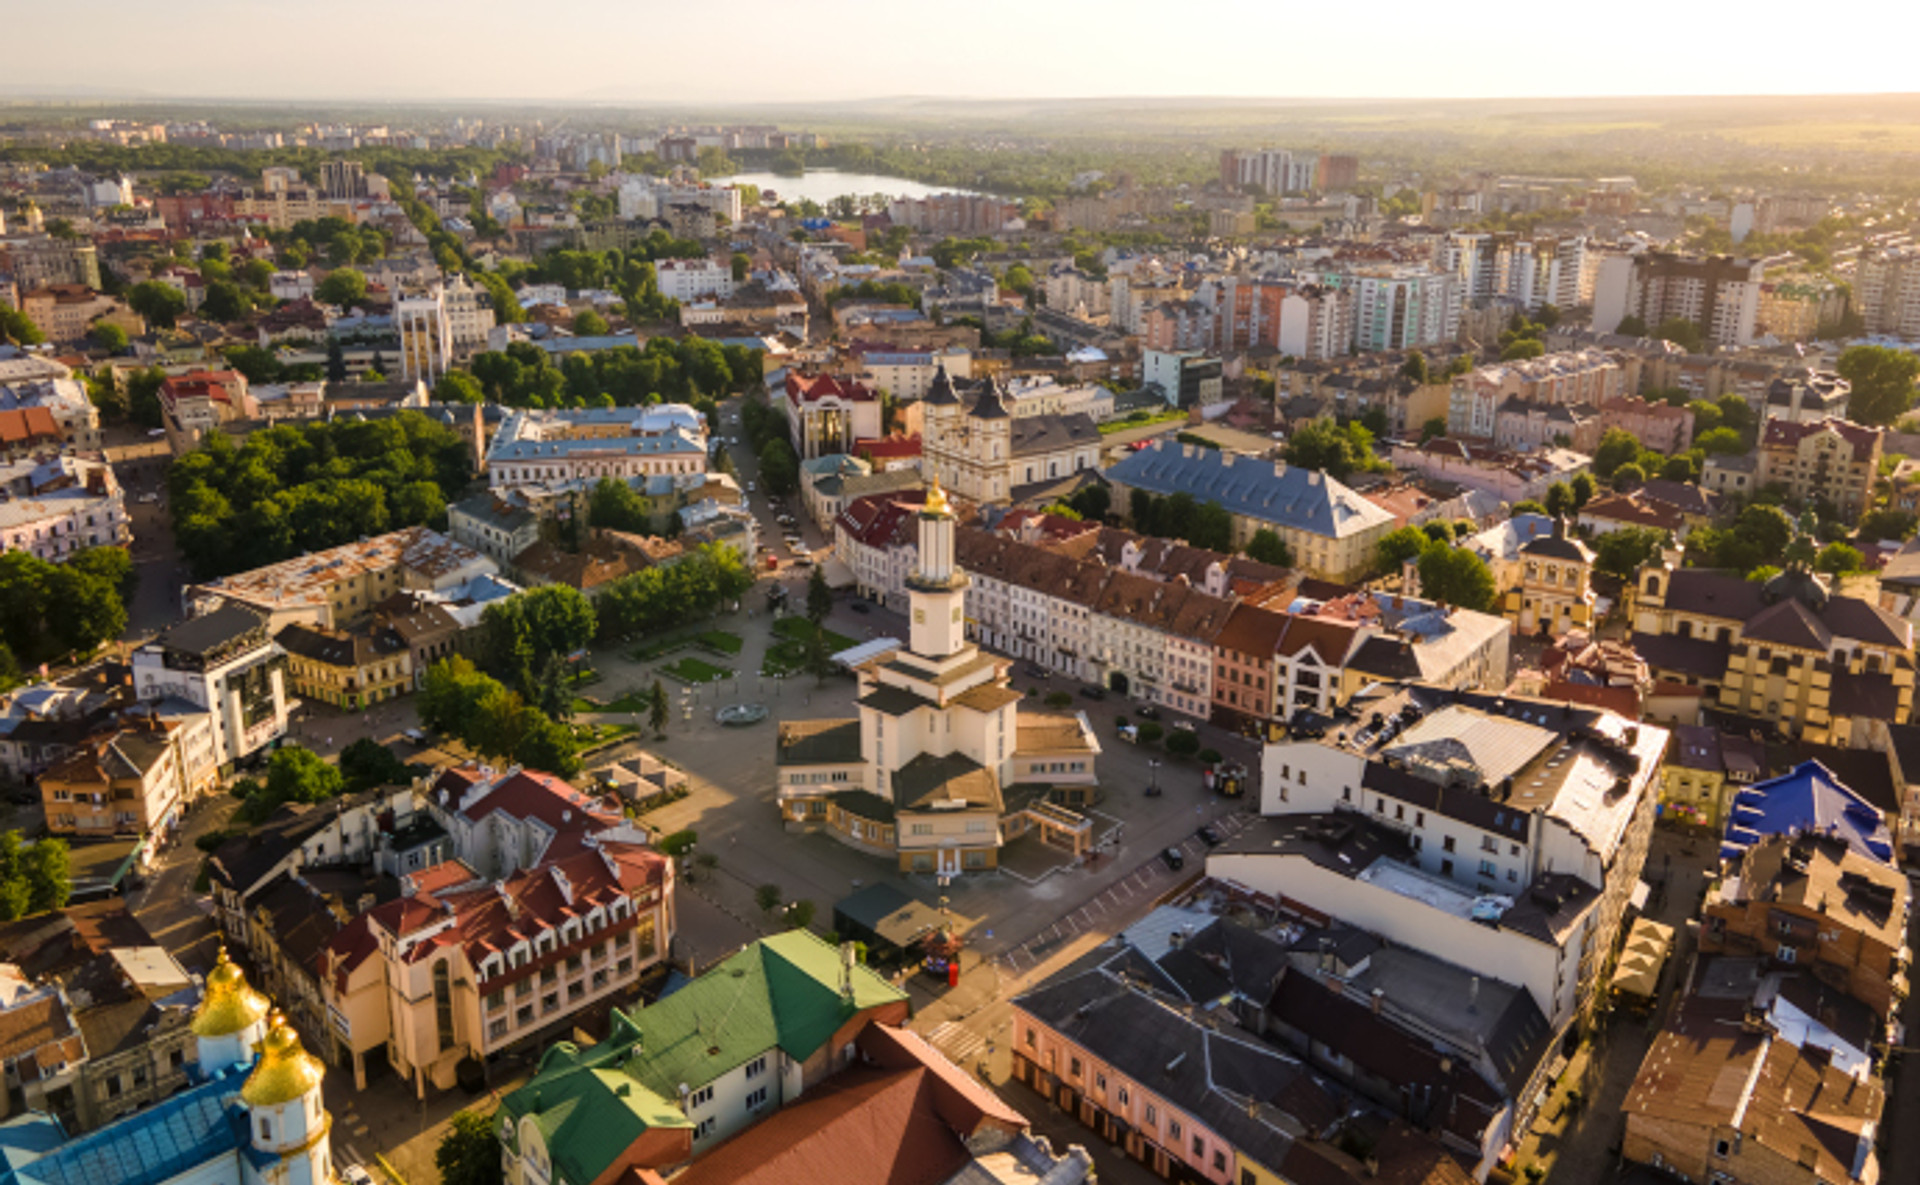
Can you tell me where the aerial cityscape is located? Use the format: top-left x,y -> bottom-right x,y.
1,22 -> 1919,1185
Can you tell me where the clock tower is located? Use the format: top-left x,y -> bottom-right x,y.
907,479 -> 968,659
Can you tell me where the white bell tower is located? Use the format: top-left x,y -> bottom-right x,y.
907,479 -> 968,659
242,1013 -> 336,1185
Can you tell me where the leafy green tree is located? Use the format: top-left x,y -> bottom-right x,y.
1592,527 -> 1671,579
1544,482 -> 1573,519
1835,345 -> 1920,426
435,1110 -> 505,1185
1066,484 -> 1110,521
1592,429 -> 1642,479
1570,472 -> 1597,510
1375,526 -> 1431,574
339,738 -> 412,794
89,322 -> 128,353
1419,416 -> 1448,443
1500,339 -> 1546,361
758,437 -> 800,497
1399,351 -> 1429,384
0,305 -> 44,346
785,899 -> 817,930
806,565 -> 832,625
1858,509 -> 1918,542
1283,417 -> 1383,481
1615,315 -> 1648,337
1416,546 -> 1496,611
1688,400 -> 1723,438
127,281 -> 188,329
242,258 -> 276,289
572,309 -> 610,337
1660,455 -> 1697,482
200,281 -> 252,323
20,839 -> 70,916
516,715 -> 581,778
1694,428 -> 1746,455
755,883 -> 784,915
1815,542 -> 1864,576
315,268 -> 369,308
1244,529 -> 1291,566
1611,461 -> 1647,489
1654,318 -> 1704,353
649,680 -> 669,736
1510,500 -> 1547,517
1165,730 -> 1201,758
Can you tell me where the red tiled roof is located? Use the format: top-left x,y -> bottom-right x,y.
433,765 -> 624,864
0,407 -> 60,446
835,491 -> 926,550
786,372 -> 876,407
853,434 -> 922,460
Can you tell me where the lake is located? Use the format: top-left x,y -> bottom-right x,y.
721,169 -> 981,205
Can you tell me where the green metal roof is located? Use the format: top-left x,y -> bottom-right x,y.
623,930 -> 905,1100
500,933 -> 905,1185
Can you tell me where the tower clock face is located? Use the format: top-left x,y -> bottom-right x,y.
952,607 -> 961,622
914,609 -> 926,624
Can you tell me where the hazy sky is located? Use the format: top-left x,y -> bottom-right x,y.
9,0 -> 1918,102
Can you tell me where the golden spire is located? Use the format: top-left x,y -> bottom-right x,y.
241,1011 -> 327,1108
192,945 -> 272,1038
924,477 -> 952,518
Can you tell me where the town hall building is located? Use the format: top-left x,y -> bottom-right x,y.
778,479 -> 1102,872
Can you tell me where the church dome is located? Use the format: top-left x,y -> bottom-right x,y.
191,946 -> 271,1038
241,1013 -> 326,1108
925,363 -> 960,406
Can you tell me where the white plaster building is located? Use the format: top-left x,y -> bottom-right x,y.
131,605 -> 290,771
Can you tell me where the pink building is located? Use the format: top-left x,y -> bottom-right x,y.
1597,396 -> 1695,455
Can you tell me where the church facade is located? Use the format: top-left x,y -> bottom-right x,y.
920,367 -> 1102,504
0,946 -> 340,1185
777,480 -> 1102,874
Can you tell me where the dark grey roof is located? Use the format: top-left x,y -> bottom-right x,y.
968,374 -> 1010,420
924,363 -> 960,406
856,685 -> 935,718
1104,441 -> 1393,539
1629,630 -> 1730,681
1015,965 -> 1316,1173
1009,412 -> 1099,459
152,604 -> 267,656
893,751 -> 1000,811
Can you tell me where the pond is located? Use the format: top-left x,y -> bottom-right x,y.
722,169 -> 982,206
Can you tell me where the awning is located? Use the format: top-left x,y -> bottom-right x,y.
1610,917 -> 1675,998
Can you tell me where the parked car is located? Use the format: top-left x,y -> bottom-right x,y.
1116,723 -> 1139,743
747,481 -> 757,493
1079,685 -> 1107,700
1172,719 -> 1197,733
1136,704 -> 1160,720
1161,847 -> 1185,870
850,600 -> 871,614
1196,825 -> 1223,848
1022,664 -> 1048,679
340,1168 -> 375,1185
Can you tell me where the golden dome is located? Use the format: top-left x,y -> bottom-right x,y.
192,946 -> 272,1038
241,1012 -> 326,1108
924,478 -> 952,518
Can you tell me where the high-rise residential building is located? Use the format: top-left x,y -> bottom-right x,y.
440,274 -> 497,353
1317,154 -> 1360,189
1312,265 -> 1460,352
1854,246 -> 1920,340
1443,232 -> 1585,312
318,159 -> 369,200
1590,251 -> 1763,347
1221,148 -> 1319,195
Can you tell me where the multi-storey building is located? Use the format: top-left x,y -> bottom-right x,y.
845,343 -> 971,401
0,371 -> 103,450
1446,349 -> 1626,441
393,287 -> 455,385
1389,437 -> 1591,505
37,712 -> 215,840
1591,251 -> 1763,347
425,763 -> 632,879
1630,555 -> 1914,744
921,369 -> 1100,503
1140,349 -> 1223,409
0,456 -> 129,562
1442,232 -> 1586,312
486,405 -> 708,488
323,841 -> 672,1095
1699,830 -> 1909,1018
274,621 -> 413,710
1853,246 -> 1920,340
0,235 -> 102,290
496,932 -> 909,1180
188,526 -> 495,631
1754,417 -> 1881,519
1104,441 -> 1396,582
1232,682 -> 1669,1028
131,605 -> 290,771
1493,518 -> 1596,638
781,372 -> 882,460
1314,266 -> 1460,352
780,483 -> 1102,871
318,159 -> 369,200
653,257 -> 737,303
17,285 -> 139,344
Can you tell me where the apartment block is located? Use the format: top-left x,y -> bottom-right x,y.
1591,251 -> 1763,347
1756,417 -> 1881,520
186,525 -> 495,631
1853,246 -> 1920,340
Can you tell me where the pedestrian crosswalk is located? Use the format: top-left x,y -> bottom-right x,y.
928,1020 -> 987,1064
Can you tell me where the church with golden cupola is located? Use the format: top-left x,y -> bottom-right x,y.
0,946 -> 342,1185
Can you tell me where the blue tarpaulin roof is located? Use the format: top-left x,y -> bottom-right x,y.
1718,759 -> 1895,866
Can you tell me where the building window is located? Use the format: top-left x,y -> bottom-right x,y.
689,1085 -> 713,1108
1169,1119 -> 1182,1142
746,1056 -> 767,1079
745,1086 -> 768,1111
432,962 -> 455,1052
1442,835 -> 1455,853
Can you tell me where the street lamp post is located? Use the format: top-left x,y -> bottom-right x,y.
1148,759 -> 1161,795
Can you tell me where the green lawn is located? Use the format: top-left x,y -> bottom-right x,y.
1098,409 -> 1184,435
771,617 -> 855,651
599,691 -> 653,715
661,657 -> 735,684
763,618 -> 857,677
698,630 -> 745,656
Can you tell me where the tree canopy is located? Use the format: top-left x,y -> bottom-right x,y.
1281,417 -> 1386,482
418,656 -> 581,776
467,337 -> 758,408
1415,544 -> 1497,612
595,544 -> 755,641
0,549 -> 129,668
166,412 -> 472,579
1835,345 -> 1920,427
0,833 -> 70,921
